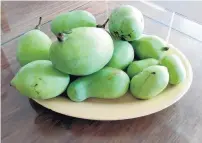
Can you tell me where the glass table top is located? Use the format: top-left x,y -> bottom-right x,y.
1,1 -> 202,143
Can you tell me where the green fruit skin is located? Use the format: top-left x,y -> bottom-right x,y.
160,54 -> 186,85
127,58 -> 159,78
51,10 -> 96,35
107,39 -> 134,70
11,60 -> 70,100
67,67 -> 130,102
50,27 -> 114,76
109,5 -> 144,41
130,65 -> 169,99
131,35 -> 168,60
17,30 -> 52,66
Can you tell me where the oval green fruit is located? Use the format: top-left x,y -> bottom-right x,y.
107,39 -> 134,70
11,60 -> 70,100
160,54 -> 186,85
130,65 -> 169,99
51,10 -> 96,35
50,27 -> 114,75
108,5 -> 144,41
17,29 -> 52,66
131,35 -> 169,60
127,58 -> 159,78
67,67 -> 130,102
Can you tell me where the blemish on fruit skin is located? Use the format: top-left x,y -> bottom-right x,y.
151,72 -> 156,74
114,31 -> 119,37
36,91 -> 40,95
38,77 -> 47,84
32,84 -> 40,95
126,29 -> 136,40
107,75 -> 114,80
107,72 -> 119,80
32,85 -> 40,95
32,81 -> 40,95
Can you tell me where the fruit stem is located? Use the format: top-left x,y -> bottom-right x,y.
56,30 -> 72,42
35,17 -> 42,29
162,47 -> 169,51
96,18 -> 109,29
57,33 -> 65,42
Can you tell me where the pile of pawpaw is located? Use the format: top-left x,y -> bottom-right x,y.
11,5 -> 186,102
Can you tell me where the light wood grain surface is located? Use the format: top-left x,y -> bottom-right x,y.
1,1 -> 90,43
1,1 -> 202,143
